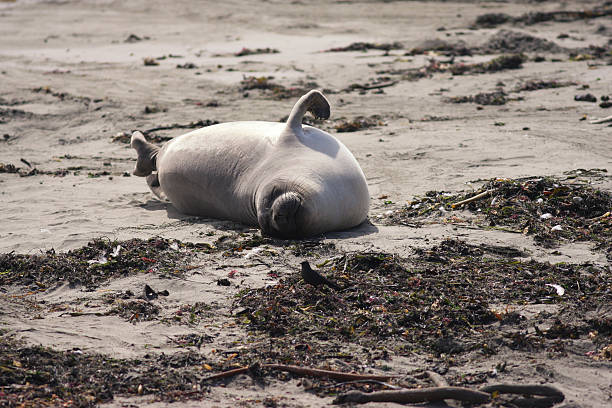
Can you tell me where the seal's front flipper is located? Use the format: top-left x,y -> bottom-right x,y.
285,90 -> 330,132
146,173 -> 167,201
131,131 -> 159,177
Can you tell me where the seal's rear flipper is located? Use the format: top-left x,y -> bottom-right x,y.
131,131 -> 159,177
285,90 -> 330,132
146,173 -> 167,201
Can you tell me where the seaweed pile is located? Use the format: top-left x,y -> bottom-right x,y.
236,243 -> 610,360
0,332 -> 216,407
445,90 -> 508,105
234,47 -> 279,57
325,42 -> 403,52
474,8 -> 612,28
334,115 -> 384,132
478,30 -> 566,54
0,238 -> 205,290
514,80 -> 577,92
239,76 -> 318,100
378,54 -> 525,82
386,174 -> 612,255
1,236 -> 610,406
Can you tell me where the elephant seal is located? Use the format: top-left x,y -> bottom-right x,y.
131,90 -> 369,238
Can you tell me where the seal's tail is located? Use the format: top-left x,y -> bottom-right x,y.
285,90 -> 330,132
130,131 -> 159,177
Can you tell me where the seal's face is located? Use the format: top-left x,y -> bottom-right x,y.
257,184 -> 307,238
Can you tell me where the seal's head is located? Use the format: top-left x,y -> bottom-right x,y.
257,186 -> 306,238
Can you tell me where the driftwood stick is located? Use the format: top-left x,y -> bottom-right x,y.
480,384 -> 564,408
451,190 -> 491,209
201,366 -> 249,382
318,379 -> 402,390
425,370 -> 449,387
349,81 -> 398,91
590,115 -> 612,124
333,387 -> 491,405
480,384 -> 564,398
263,364 -> 396,381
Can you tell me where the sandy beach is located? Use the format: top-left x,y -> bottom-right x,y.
1,0 -> 611,407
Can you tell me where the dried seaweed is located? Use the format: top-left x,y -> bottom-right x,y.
334,116 -> 384,132
514,80 -> 577,92
240,76 -> 317,100
386,172 -> 612,255
0,238 -> 202,290
445,90 -> 507,106
236,241 -> 610,359
473,8 -> 612,28
449,54 -> 525,75
234,47 -> 279,57
479,31 -> 566,54
406,39 -> 472,57
0,332 -> 216,407
325,42 -> 403,52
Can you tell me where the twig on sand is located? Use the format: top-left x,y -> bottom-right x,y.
451,190 -> 491,209
346,81 -> 398,91
590,115 -> 612,124
332,387 -> 491,404
201,363 -> 397,383
201,366 -> 251,382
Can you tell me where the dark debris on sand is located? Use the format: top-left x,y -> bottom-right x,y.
325,42 -> 403,52
0,331 -> 225,407
473,7 -> 612,28
0,162 -> 113,178
445,90 -> 508,106
449,54 -> 525,75
478,30 -> 566,54
406,39 -> 472,57
111,119 -> 220,145
234,47 -> 279,57
1,229 -> 611,405
240,76 -> 320,100
0,238 -> 209,290
377,54 -> 525,83
334,115 -> 385,132
385,171 -> 612,256
514,80 -> 577,92
236,240 -> 611,364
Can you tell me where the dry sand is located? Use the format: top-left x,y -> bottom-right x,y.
1,0 -> 611,407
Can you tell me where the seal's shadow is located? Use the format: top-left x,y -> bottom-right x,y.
138,199 -> 378,238
323,219 -> 378,239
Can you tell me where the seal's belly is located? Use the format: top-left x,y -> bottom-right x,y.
155,122 -> 284,223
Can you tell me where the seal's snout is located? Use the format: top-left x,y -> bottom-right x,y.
263,191 -> 303,238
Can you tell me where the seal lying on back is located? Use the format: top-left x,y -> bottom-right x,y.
131,90 -> 369,238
